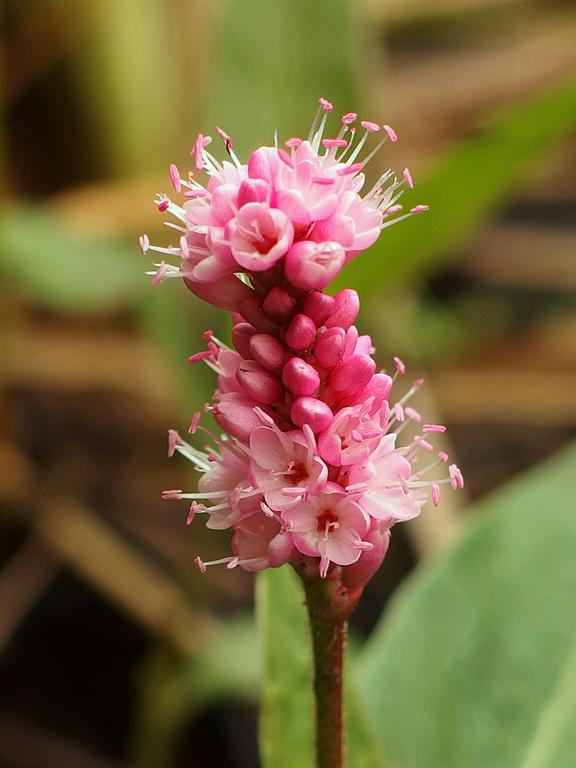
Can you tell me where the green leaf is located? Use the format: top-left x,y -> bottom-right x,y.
1,206 -> 143,313
521,645 -> 576,768
191,615 -> 260,702
338,76 -> 576,297
205,0 -> 361,156
257,566 -> 387,768
257,566 -> 314,768
356,442 -> 576,768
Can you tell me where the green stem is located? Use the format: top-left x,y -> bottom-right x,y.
295,561 -> 362,768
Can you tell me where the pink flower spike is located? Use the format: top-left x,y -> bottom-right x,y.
168,429 -> 180,457
139,234 -> 150,253
341,112 -> 357,125
319,97 -> 333,112
382,124 -> 398,142
403,167 -> 414,189
411,205 -> 430,214
337,162 -> 364,177
360,120 -> 380,133
194,556 -> 207,574
432,484 -> 441,506
188,412 -> 202,434
394,356 -> 406,375
423,424 -> 446,434
169,163 -> 182,193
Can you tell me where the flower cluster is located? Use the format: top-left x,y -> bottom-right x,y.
144,99 -> 463,585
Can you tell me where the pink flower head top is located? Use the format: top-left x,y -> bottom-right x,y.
148,99 -> 461,585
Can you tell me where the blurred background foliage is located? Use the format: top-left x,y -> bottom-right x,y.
1,0 -> 575,766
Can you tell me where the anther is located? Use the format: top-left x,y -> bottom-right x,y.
382,124 -> 398,142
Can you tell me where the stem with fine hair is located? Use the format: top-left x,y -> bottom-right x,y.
295,560 -> 362,768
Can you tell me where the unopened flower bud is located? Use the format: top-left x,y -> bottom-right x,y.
236,360 -> 282,404
232,322 -> 257,359
239,297 -> 280,334
340,372 -> 393,409
213,393 -> 267,441
344,326 -> 359,357
184,275 -> 254,312
313,327 -> 346,368
329,355 -> 376,395
340,527 -> 391,592
303,291 -> 335,326
325,289 -> 360,329
282,357 -> 321,396
285,314 -> 316,351
291,396 -> 334,432
262,286 -> 297,321
249,333 -> 286,372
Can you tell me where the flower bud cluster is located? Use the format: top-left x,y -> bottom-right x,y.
147,100 -> 462,585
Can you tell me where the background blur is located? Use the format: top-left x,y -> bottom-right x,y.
1,1 -> 575,767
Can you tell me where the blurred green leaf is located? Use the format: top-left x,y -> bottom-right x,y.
356,442 -> 576,768
206,0 -> 361,155
75,0 -> 192,175
339,76 -> 576,297
1,206 -> 143,312
521,646 -> 576,768
257,566 -> 313,768
191,614 -> 260,701
257,566 -> 387,768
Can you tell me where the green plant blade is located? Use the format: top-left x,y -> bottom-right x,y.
1,206 -> 143,313
338,76 -> 576,297
257,565 -> 387,768
205,0 -> 360,156
257,566 -> 314,768
521,644 -> 576,768
356,442 -> 576,768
